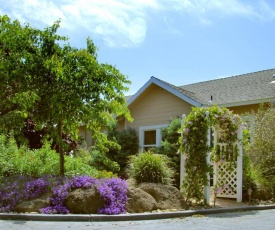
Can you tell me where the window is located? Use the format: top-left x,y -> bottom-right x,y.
144,130 -> 156,145
139,124 -> 168,152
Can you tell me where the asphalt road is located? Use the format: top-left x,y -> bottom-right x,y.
1,209 -> 275,230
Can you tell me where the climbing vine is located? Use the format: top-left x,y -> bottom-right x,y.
179,106 -> 242,205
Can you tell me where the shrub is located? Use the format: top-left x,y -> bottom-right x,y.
65,155 -> 101,178
88,150 -> 120,173
127,151 -> 174,185
0,134 -> 113,178
106,127 -> 139,177
155,118 -> 181,187
246,104 -> 275,198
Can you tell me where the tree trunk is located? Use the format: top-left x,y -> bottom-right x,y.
58,120 -> 65,177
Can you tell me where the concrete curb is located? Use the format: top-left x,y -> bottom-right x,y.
1,205 -> 275,222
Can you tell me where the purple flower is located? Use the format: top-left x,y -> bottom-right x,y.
223,184 -> 229,189
1,175 -> 128,215
97,178 -> 127,214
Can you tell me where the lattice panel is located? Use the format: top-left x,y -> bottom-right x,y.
216,162 -> 237,198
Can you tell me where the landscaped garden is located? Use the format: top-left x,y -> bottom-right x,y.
1,15 -> 274,215
1,104 -> 275,215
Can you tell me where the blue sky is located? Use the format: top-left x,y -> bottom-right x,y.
1,0 -> 275,95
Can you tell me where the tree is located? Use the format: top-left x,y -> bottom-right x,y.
0,15 -> 132,176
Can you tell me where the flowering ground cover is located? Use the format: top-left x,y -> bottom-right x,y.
0,175 -> 127,215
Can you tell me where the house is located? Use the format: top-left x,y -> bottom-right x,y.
116,69 -> 275,152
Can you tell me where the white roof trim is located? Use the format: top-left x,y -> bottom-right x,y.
127,77 -> 201,107
214,97 -> 275,108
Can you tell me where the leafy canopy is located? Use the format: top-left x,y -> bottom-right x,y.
0,15 -> 132,175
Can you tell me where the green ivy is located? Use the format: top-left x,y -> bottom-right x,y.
180,106 -> 242,204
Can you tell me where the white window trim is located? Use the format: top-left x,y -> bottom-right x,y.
139,124 -> 168,152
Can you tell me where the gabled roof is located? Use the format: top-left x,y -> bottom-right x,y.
127,68 -> 275,108
127,77 -> 201,107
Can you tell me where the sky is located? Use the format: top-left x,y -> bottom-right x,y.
1,0 -> 275,95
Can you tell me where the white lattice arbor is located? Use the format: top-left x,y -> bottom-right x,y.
213,126 -> 243,202
180,112 -> 243,204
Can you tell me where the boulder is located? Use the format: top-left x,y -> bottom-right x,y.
14,192 -> 52,213
14,180 -> 187,214
126,187 -> 156,213
138,183 -> 187,210
64,187 -> 105,214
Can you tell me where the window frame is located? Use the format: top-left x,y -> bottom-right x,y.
139,124 -> 168,152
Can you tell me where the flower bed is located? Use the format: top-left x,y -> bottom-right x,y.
0,175 -> 127,215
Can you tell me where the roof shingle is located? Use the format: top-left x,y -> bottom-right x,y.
180,69 -> 275,106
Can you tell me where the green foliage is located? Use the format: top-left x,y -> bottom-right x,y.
155,118 -> 181,187
0,135 -> 113,178
106,127 -> 139,176
0,15 -> 132,176
74,146 -> 120,174
0,134 -> 59,177
242,153 -> 256,198
242,151 -> 271,200
88,150 -> 120,173
180,106 -> 242,204
242,128 -> 254,197
127,151 -> 174,185
246,104 -> 275,198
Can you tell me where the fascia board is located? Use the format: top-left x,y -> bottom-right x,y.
215,97 -> 275,108
127,77 -> 201,107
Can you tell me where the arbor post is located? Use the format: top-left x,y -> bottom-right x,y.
236,125 -> 243,202
204,111 -> 211,205
180,114 -> 186,192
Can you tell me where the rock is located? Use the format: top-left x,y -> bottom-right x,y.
14,192 -> 52,213
14,181 -> 187,214
126,178 -> 137,187
126,181 -> 188,213
64,187 -> 105,214
138,183 -> 187,210
126,187 -> 156,213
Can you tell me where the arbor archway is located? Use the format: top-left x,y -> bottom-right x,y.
180,106 -> 243,205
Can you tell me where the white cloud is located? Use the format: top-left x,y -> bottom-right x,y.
168,0 -> 275,21
1,0 -> 275,47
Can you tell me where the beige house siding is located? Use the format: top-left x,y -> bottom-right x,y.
117,118 -> 125,131
127,84 -> 193,131
229,104 -> 259,115
78,126 -> 93,147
